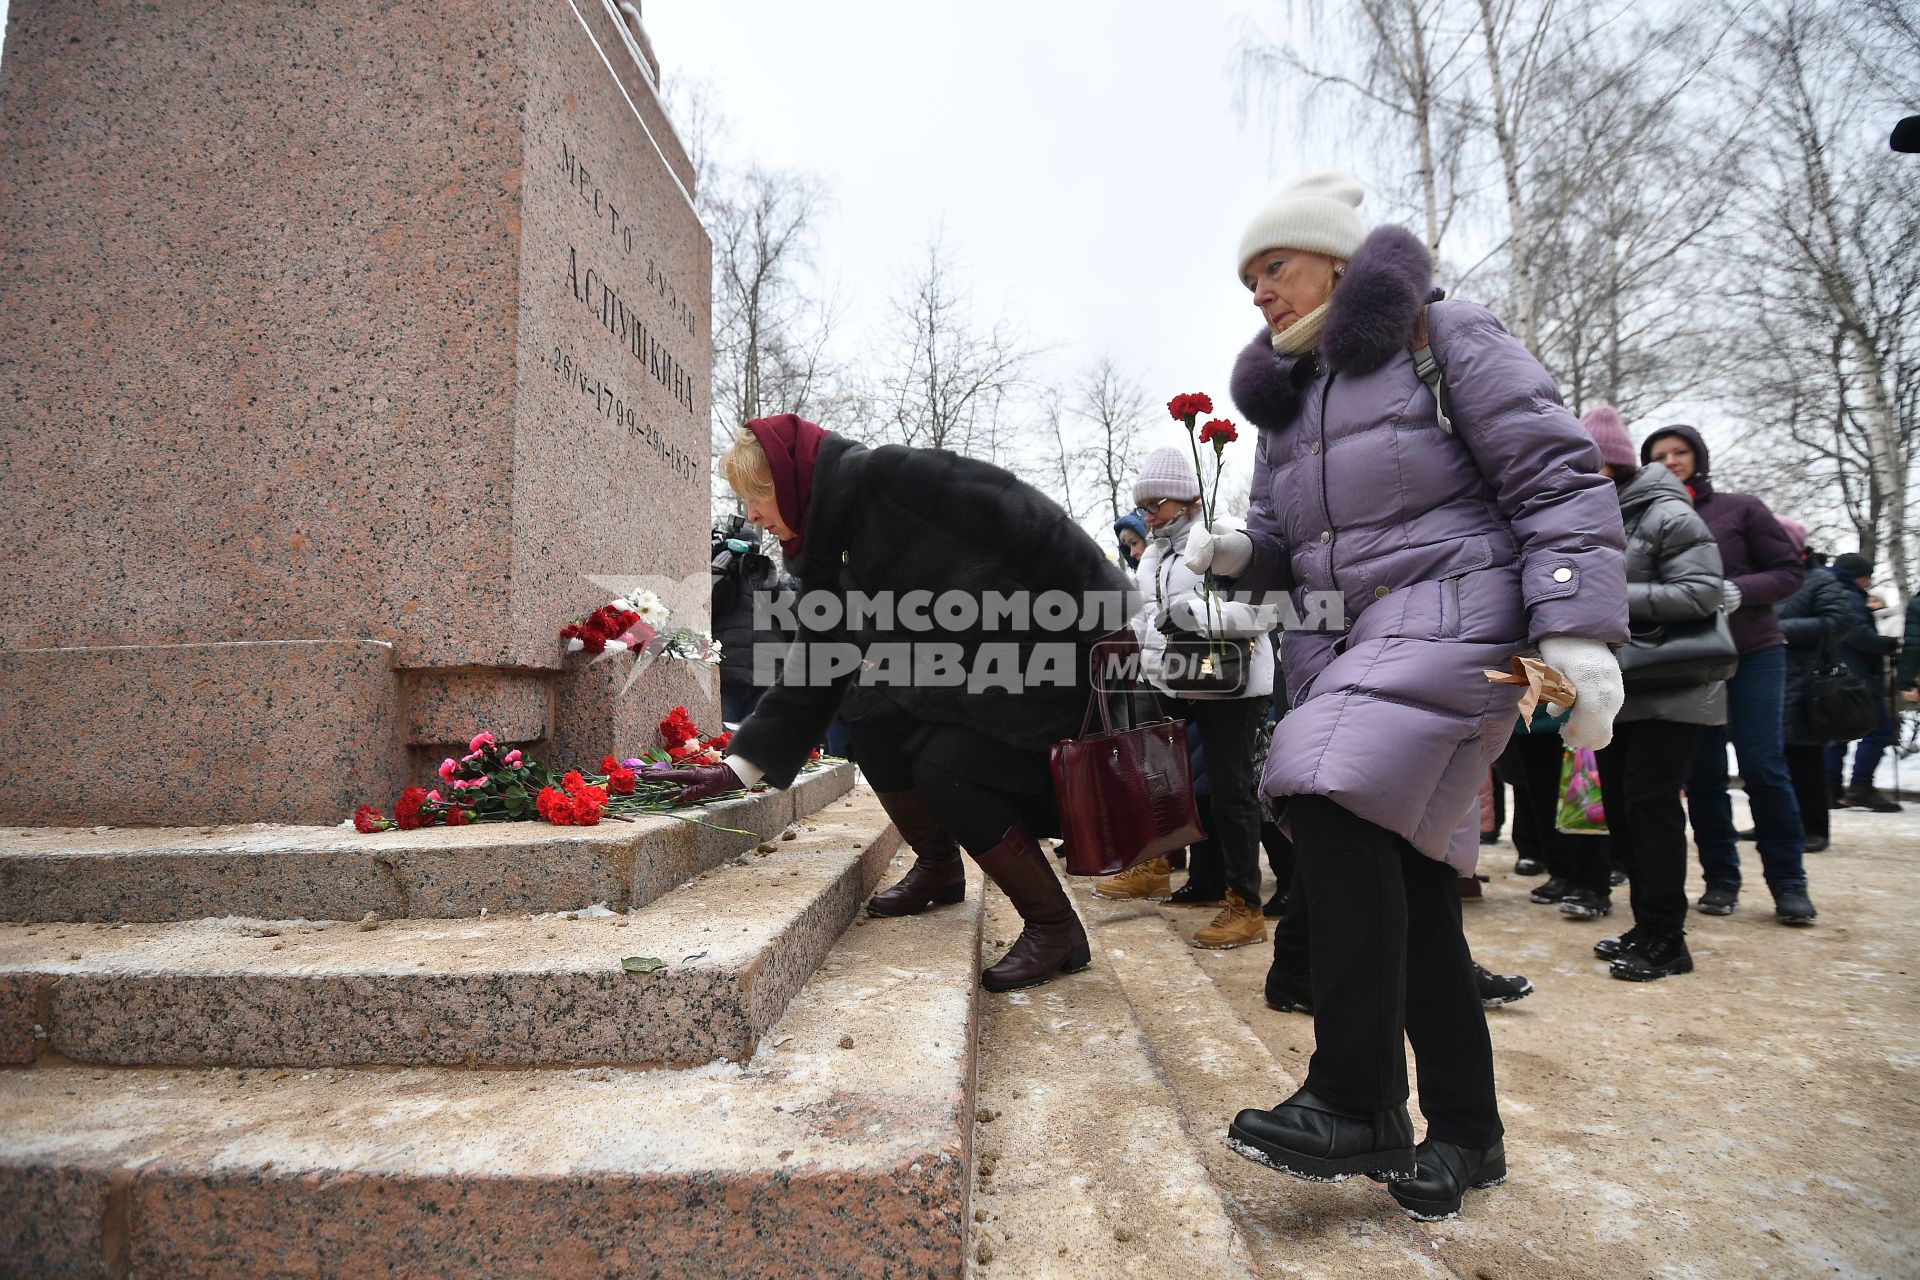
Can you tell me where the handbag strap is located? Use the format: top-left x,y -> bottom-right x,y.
1078,682 -> 1176,739
1408,306 -> 1455,436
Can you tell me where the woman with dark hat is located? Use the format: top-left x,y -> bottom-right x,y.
1640,426 -> 1815,923
1776,519 -> 1854,846
657,414 -> 1132,993
1578,405 -> 1726,980
1193,171 -> 1630,1218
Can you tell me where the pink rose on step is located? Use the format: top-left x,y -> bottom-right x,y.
504,749 -> 523,767
438,758 -> 457,781
469,731 -> 496,753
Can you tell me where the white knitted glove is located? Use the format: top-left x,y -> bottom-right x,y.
1721,580 -> 1743,613
1538,635 -> 1624,752
1183,522 -> 1253,576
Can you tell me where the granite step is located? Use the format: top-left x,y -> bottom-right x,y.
0,864 -> 986,1279
1070,884 -> 1457,1278
0,789 -> 895,1069
0,762 -> 855,923
967,888 -> 1259,1279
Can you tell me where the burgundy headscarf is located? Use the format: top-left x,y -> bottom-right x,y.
744,414 -> 828,559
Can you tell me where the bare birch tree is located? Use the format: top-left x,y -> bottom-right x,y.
1716,0 -> 1920,593
1069,356 -> 1151,525
1236,0 -> 1477,258
862,237 -> 1036,465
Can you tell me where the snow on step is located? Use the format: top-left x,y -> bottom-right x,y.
0,763 -> 855,923
0,792 -> 894,1069
0,867 -> 985,1279
969,890 -> 1258,1279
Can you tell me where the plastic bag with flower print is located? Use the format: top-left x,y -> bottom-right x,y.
1555,747 -> 1610,835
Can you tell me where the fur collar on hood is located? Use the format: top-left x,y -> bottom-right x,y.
1230,225 -> 1437,433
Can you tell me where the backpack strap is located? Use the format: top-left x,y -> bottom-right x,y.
1408,305 -> 1455,435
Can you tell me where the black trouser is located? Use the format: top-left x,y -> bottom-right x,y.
1167,695 -> 1267,904
1291,795 -> 1502,1149
1261,819 -> 1295,893
1495,732 -> 1612,897
1784,744 -> 1831,840
1267,862 -> 1312,1001
846,712 -> 1051,854
1184,795 -> 1223,895
1595,719 -> 1702,937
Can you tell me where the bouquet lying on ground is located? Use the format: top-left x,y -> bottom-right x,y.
350,708 -> 816,832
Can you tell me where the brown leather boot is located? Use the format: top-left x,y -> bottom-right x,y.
866,789 -> 967,917
974,821 -> 1092,993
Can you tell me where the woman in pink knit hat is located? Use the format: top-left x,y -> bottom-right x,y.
1579,405 -> 1728,980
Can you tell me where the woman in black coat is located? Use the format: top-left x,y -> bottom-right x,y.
1776,522 -> 1853,848
660,414 -> 1132,993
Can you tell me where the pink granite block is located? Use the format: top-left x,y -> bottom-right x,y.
548,648 -> 723,776
0,972 -> 49,1062
0,763 -> 856,924
128,1161 -> 967,1280
403,670 -> 554,746
0,641 -> 403,827
0,0 -> 712,825
0,848 -> 983,1278
5,791 -> 891,1068
0,1165 -> 116,1279
790,758 -> 860,820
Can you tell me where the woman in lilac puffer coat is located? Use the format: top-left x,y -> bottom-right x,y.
1191,172 -> 1630,1220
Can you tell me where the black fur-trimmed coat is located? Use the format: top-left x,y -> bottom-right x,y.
729,435 -> 1132,787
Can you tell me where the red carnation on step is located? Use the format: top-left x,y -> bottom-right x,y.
393,786 -> 429,831
353,804 -> 390,833
602,754 -> 637,795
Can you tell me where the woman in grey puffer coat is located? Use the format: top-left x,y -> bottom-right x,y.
1194,173 -> 1629,1220
1577,406 -> 1725,982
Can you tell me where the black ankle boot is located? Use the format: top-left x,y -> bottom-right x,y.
1609,930 -> 1693,981
1227,1087 -> 1416,1182
1386,1138 -> 1507,1219
1166,880 -> 1225,907
1263,969 -> 1313,1013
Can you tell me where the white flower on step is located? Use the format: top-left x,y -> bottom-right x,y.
633,590 -> 670,626
609,597 -> 633,611
564,637 -> 586,652
604,639 -> 629,653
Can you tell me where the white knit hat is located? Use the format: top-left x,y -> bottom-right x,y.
1133,446 -> 1200,506
1237,171 -> 1367,276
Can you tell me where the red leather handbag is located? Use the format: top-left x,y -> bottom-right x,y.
1051,689 -> 1206,878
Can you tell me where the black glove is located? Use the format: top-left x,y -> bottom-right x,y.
650,762 -> 743,804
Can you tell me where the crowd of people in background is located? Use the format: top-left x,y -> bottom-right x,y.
686,169 -> 1906,1224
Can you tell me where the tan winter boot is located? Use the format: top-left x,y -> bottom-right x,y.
1193,889 -> 1267,949
1094,856 -> 1171,900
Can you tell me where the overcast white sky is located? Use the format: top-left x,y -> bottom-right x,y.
647,0 -> 1328,499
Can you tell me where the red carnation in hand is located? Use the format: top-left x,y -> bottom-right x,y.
393,786 -> 431,830
353,804 -> 390,834
1199,419 -> 1238,447
1167,392 -> 1214,423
